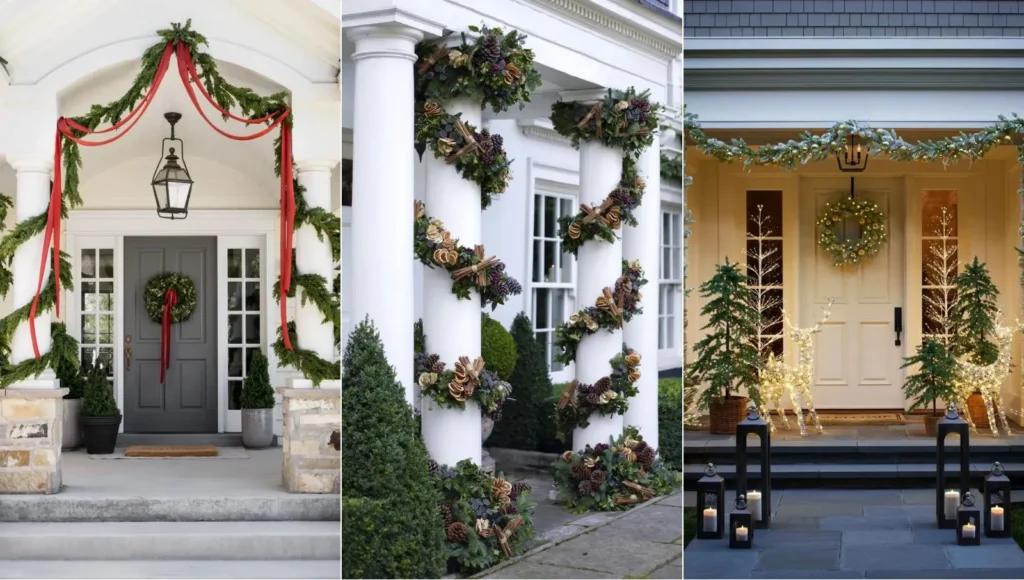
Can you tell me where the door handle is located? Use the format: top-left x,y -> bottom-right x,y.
894,307 -> 903,346
125,335 -> 132,370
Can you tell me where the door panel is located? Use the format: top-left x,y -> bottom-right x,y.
800,178 -> 906,409
123,236 -> 217,433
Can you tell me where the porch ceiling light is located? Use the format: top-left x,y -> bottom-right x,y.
837,133 -> 869,173
152,112 -> 193,220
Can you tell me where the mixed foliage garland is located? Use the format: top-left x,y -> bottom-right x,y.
553,427 -> 678,513
555,345 -> 642,437
660,152 -> 684,185
551,88 -> 661,157
429,459 -> 536,573
553,260 -> 647,365
413,201 -> 523,309
415,351 -> 512,417
144,273 -> 197,324
559,158 -> 646,256
815,198 -> 887,266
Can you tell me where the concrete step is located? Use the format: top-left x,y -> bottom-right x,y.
0,495 -> 339,522
0,560 -> 339,579
686,438 -> 1021,465
0,522 -> 339,561
682,461 -> 1024,488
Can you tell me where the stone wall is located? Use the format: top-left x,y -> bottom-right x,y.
278,384 -> 340,494
0,388 -> 67,494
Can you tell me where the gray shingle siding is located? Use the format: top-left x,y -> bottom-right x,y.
684,0 -> 1024,35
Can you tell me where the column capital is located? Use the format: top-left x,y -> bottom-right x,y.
347,24 -> 426,62
6,155 -> 52,174
294,160 -> 337,174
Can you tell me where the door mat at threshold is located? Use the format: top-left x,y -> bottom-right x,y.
124,445 -> 218,457
89,447 -> 248,460
817,412 -> 906,426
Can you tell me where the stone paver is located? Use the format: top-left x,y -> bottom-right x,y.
754,547 -> 840,571
484,562 -> 619,579
945,545 -> 1024,569
840,545 -> 951,571
841,530 -> 914,546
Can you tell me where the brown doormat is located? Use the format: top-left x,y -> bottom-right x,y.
124,445 -> 218,457
817,412 -> 906,426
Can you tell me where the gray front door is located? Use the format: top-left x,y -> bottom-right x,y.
123,237 -> 217,433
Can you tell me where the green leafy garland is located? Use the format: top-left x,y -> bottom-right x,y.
144,273 -> 197,324
815,198 -> 887,266
429,459 -> 536,573
558,158 -> 646,256
553,260 -> 647,365
551,87 -> 661,158
555,345 -> 642,438
413,201 -> 522,309
414,25 -> 542,114
414,351 -> 511,415
553,427 -> 678,513
660,152 -> 683,185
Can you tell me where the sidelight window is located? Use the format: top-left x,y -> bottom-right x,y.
80,248 -> 115,382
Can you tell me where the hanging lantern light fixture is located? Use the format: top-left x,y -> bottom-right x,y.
837,132 -> 869,173
151,112 -> 193,220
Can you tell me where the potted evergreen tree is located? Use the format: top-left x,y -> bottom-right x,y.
241,349 -> 275,448
80,361 -> 121,455
949,257 -> 1000,426
687,259 -> 761,434
51,323 -> 85,450
901,338 -> 958,436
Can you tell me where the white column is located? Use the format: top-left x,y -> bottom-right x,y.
623,143 -> 663,451
573,140 -> 625,450
294,163 -> 337,365
420,97 -> 483,467
7,158 -> 55,387
349,24 -> 422,406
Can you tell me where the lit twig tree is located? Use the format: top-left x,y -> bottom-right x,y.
746,204 -> 783,365
923,207 -> 958,347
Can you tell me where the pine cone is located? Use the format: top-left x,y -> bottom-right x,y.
446,521 -> 469,543
501,503 -> 519,515
569,463 -> 591,481
477,35 -> 502,65
428,460 -> 440,475
491,134 -> 504,151
638,446 -> 656,470
511,481 -> 531,498
594,377 -> 612,393
594,443 -> 609,454
439,503 -> 454,526
590,469 -> 606,485
578,480 -> 595,495
614,276 -> 633,296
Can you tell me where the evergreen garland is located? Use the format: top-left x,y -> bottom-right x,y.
550,88 -> 661,158
660,152 -> 683,185
554,345 -> 641,438
558,158 -> 646,256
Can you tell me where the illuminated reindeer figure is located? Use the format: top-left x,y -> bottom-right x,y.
954,322 -> 1018,437
758,300 -> 834,436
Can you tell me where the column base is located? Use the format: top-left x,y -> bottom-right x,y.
285,378 -> 341,390
276,387 -> 341,494
0,385 -> 68,494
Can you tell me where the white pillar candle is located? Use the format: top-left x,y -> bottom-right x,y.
992,506 -> 1005,532
703,508 -> 717,533
735,525 -> 748,542
944,490 -> 959,520
963,522 -> 976,539
747,490 -> 763,522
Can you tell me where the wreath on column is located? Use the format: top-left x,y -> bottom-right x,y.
144,273 -> 197,324
816,198 -> 887,266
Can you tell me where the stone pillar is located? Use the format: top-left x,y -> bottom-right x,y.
294,162 -> 337,364
348,24 -> 422,406
623,142 -> 663,451
420,97 -> 483,467
278,387 -> 340,494
573,140 -> 625,450
7,158 -> 54,378
0,388 -> 66,493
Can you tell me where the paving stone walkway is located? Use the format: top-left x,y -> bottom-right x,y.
479,491 -> 683,579
684,489 -> 1024,579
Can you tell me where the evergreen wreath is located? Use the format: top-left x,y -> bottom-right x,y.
414,351 -> 512,416
554,345 -> 641,438
413,201 -> 522,309
552,427 -> 678,513
554,260 -> 647,365
144,273 -> 197,324
414,25 -> 542,114
559,157 -> 645,256
550,87 -> 661,158
815,198 -> 887,266
415,104 -> 511,209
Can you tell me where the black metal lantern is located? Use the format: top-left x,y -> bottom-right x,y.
729,494 -> 754,550
151,112 -> 193,220
984,462 -> 1011,538
936,404 -> 971,529
957,492 -> 982,546
836,131 -> 869,172
696,463 -> 725,540
736,404 -> 771,528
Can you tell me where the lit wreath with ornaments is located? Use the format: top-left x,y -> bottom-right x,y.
144,273 -> 197,324
816,198 -> 887,266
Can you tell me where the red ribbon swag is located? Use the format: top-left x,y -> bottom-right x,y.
30,40 -> 296,361
160,288 -> 178,385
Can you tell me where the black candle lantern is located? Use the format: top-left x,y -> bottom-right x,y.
736,404 -> 771,528
984,462 -> 1011,538
151,112 -> 194,220
729,494 -> 754,549
936,404 -> 970,529
695,463 -> 725,540
957,492 -> 982,546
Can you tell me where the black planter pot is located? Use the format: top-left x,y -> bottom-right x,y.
80,415 -> 122,455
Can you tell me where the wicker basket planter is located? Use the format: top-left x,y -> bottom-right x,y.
708,396 -> 749,435
967,392 -> 990,429
923,414 -> 942,437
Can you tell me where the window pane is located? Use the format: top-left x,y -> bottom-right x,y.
82,282 -> 97,311
81,250 -> 96,279
543,241 -> 557,282
923,288 -> 957,336
229,380 -> 243,411
552,289 -> 568,327
746,191 -> 783,235
228,249 -> 243,278
81,347 -> 95,370
228,314 -> 243,344
533,195 -> 542,237
246,314 -> 261,345
534,289 -> 549,330
82,315 -> 96,344
228,282 -> 242,311
560,246 -> 573,284
99,347 -> 114,374
761,289 -> 784,335
672,247 -> 682,280
663,212 -> 671,245
922,239 -> 957,286
532,240 -> 542,283
246,347 -> 259,376
544,196 -> 557,238
98,282 -> 114,311
560,198 -> 574,220
922,190 -> 958,236
245,249 -> 260,278
672,213 -> 682,246
98,314 -> 113,345
662,247 -> 671,279
245,282 -> 260,311
228,348 -> 243,377
746,240 -> 782,286
98,249 -> 114,278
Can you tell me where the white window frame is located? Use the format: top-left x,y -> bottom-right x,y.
659,203 -> 683,366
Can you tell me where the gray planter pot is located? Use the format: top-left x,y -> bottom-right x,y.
62,398 -> 82,450
242,408 -> 274,449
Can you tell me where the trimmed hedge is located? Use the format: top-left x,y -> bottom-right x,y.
658,378 -> 682,471
341,319 -> 446,579
481,315 -> 517,380
488,313 -> 556,451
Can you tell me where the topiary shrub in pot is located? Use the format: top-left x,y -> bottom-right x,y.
52,322 -> 85,450
80,361 -> 121,455
480,315 -> 517,444
240,349 -> 275,448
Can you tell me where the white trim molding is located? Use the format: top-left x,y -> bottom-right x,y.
535,0 -> 682,57
517,119 -> 571,145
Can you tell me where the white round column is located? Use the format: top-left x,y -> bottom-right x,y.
294,163 -> 337,365
622,143 -> 662,450
572,140 -> 624,450
8,159 -> 54,381
420,97 -> 482,467
349,24 -> 422,405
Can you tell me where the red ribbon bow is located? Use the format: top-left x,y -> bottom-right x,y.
160,288 -> 178,385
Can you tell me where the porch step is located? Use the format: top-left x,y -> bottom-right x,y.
0,560 -> 339,579
114,433 -> 277,447
0,495 -> 339,522
682,462 -> 1024,489
686,438 -> 1022,465
0,521 -> 339,561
